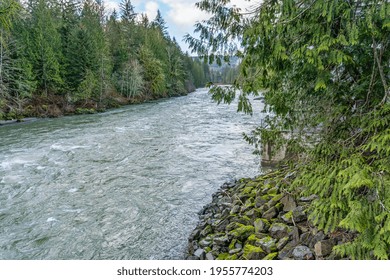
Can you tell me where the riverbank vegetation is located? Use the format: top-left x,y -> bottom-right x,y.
0,0 -> 211,120
187,0 -> 390,259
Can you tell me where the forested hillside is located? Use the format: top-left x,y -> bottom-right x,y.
0,0 -> 210,119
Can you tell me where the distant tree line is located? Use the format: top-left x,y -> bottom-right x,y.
0,0 -> 211,119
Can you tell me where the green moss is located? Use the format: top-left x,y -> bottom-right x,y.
275,202 -> 283,211
226,254 -> 238,260
243,244 -> 265,260
205,247 -> 212,253
267,187 -> 279,195
263,252 -> 278,260
247,234 -> 260,244
216,253 -> 230,260
228,239 -> 242,250
229,225 -> 255,240
260,194 -> 270,201
258,236 -> 277,252
284,211 -> 293,219
271,193 -> 284,202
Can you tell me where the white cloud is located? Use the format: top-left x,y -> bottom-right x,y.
162,0 -> 257,31
105,0 -> 120,14
145,1 -> 159,20
165,2 -> 209,30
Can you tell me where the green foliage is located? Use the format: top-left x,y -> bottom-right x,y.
138,46 -> 166,97
114,59 -> 144,98
189,0 -> 390,259
27,0 -> 63,94
1,0 -> 208,116
75,69 -> 98,103
0,0 -> 20,30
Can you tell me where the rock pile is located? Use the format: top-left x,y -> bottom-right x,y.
186,170 -> 351,260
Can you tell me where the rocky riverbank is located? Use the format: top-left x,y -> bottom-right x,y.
186,169 -> 353,260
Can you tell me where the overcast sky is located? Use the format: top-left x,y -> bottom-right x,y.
104,0 -> 255,53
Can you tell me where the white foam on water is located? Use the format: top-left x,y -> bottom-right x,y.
46,217 -> 58,223
50,144 -> 89,152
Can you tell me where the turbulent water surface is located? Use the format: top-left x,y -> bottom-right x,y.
0,88 -> 265,259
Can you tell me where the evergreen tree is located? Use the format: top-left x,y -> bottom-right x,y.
152,9 -> 168,38
138,45 -> 166,97
27,0 -> 63,95
120,0 -> 136,22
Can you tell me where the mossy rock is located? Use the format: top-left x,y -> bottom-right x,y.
263,252 -> 278,260
229,225 -> 255,241
205,247 -> 212,253
275,202 -> 283,211
226,222 -> 242,232
230,215 -> 251,226
242,244 -> 266,260
228,239 -> 238,250
255,194 -> 270,207
270,193 -> 284,203
226,254 -> 238,260
246,234 -> 261,245
267,187 -> 279,196
241,186 -> 254,195
254,218 -> 271,233
281,211 -> 293,224
245,208 -> 262,220
269,223 -> 292,239
200,225 -> 213,237
244,197 -> 255,207
216,253 -> 230,260
257,236 -> 277,253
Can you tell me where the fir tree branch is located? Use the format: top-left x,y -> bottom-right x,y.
373,40 -> 390,106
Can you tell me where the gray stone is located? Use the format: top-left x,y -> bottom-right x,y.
245,208 -> 262,220
280,194 -> 297,212
292,245 -> 314,260
278,242 -> 295,259
299,232 -> 312,246
254,218 -> 270,234
230,205 -> 241,214
309,231 -> 325,248
269,223 -> 291,239
198,239 -> 212,247
299,194 -> 318,202
188,229 -> 201,242
214,218 -> 230,232
290,226 -> 300,245
292,206 -> 306,222
205,252 -> 215,260
277,237 -> 290,251
281,212 -> 293,224
255,196 -> 269,207
229,248 -> 242,254
194,248 -> 205,259
221,208 -> 230,217
200,225 -> 212,237
262,206 -> 278,220
314,239 -> 335,257
213,235 -> 229,246
257,236 -> 277,253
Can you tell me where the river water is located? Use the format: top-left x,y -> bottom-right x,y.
0,88 -> 265,259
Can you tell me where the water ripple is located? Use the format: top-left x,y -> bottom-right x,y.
0,89 -> 264,259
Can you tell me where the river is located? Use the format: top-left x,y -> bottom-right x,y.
0,88 -> 265,259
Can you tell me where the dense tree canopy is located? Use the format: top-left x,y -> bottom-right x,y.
187,0 -> 390,259
0,0 -> 211,119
